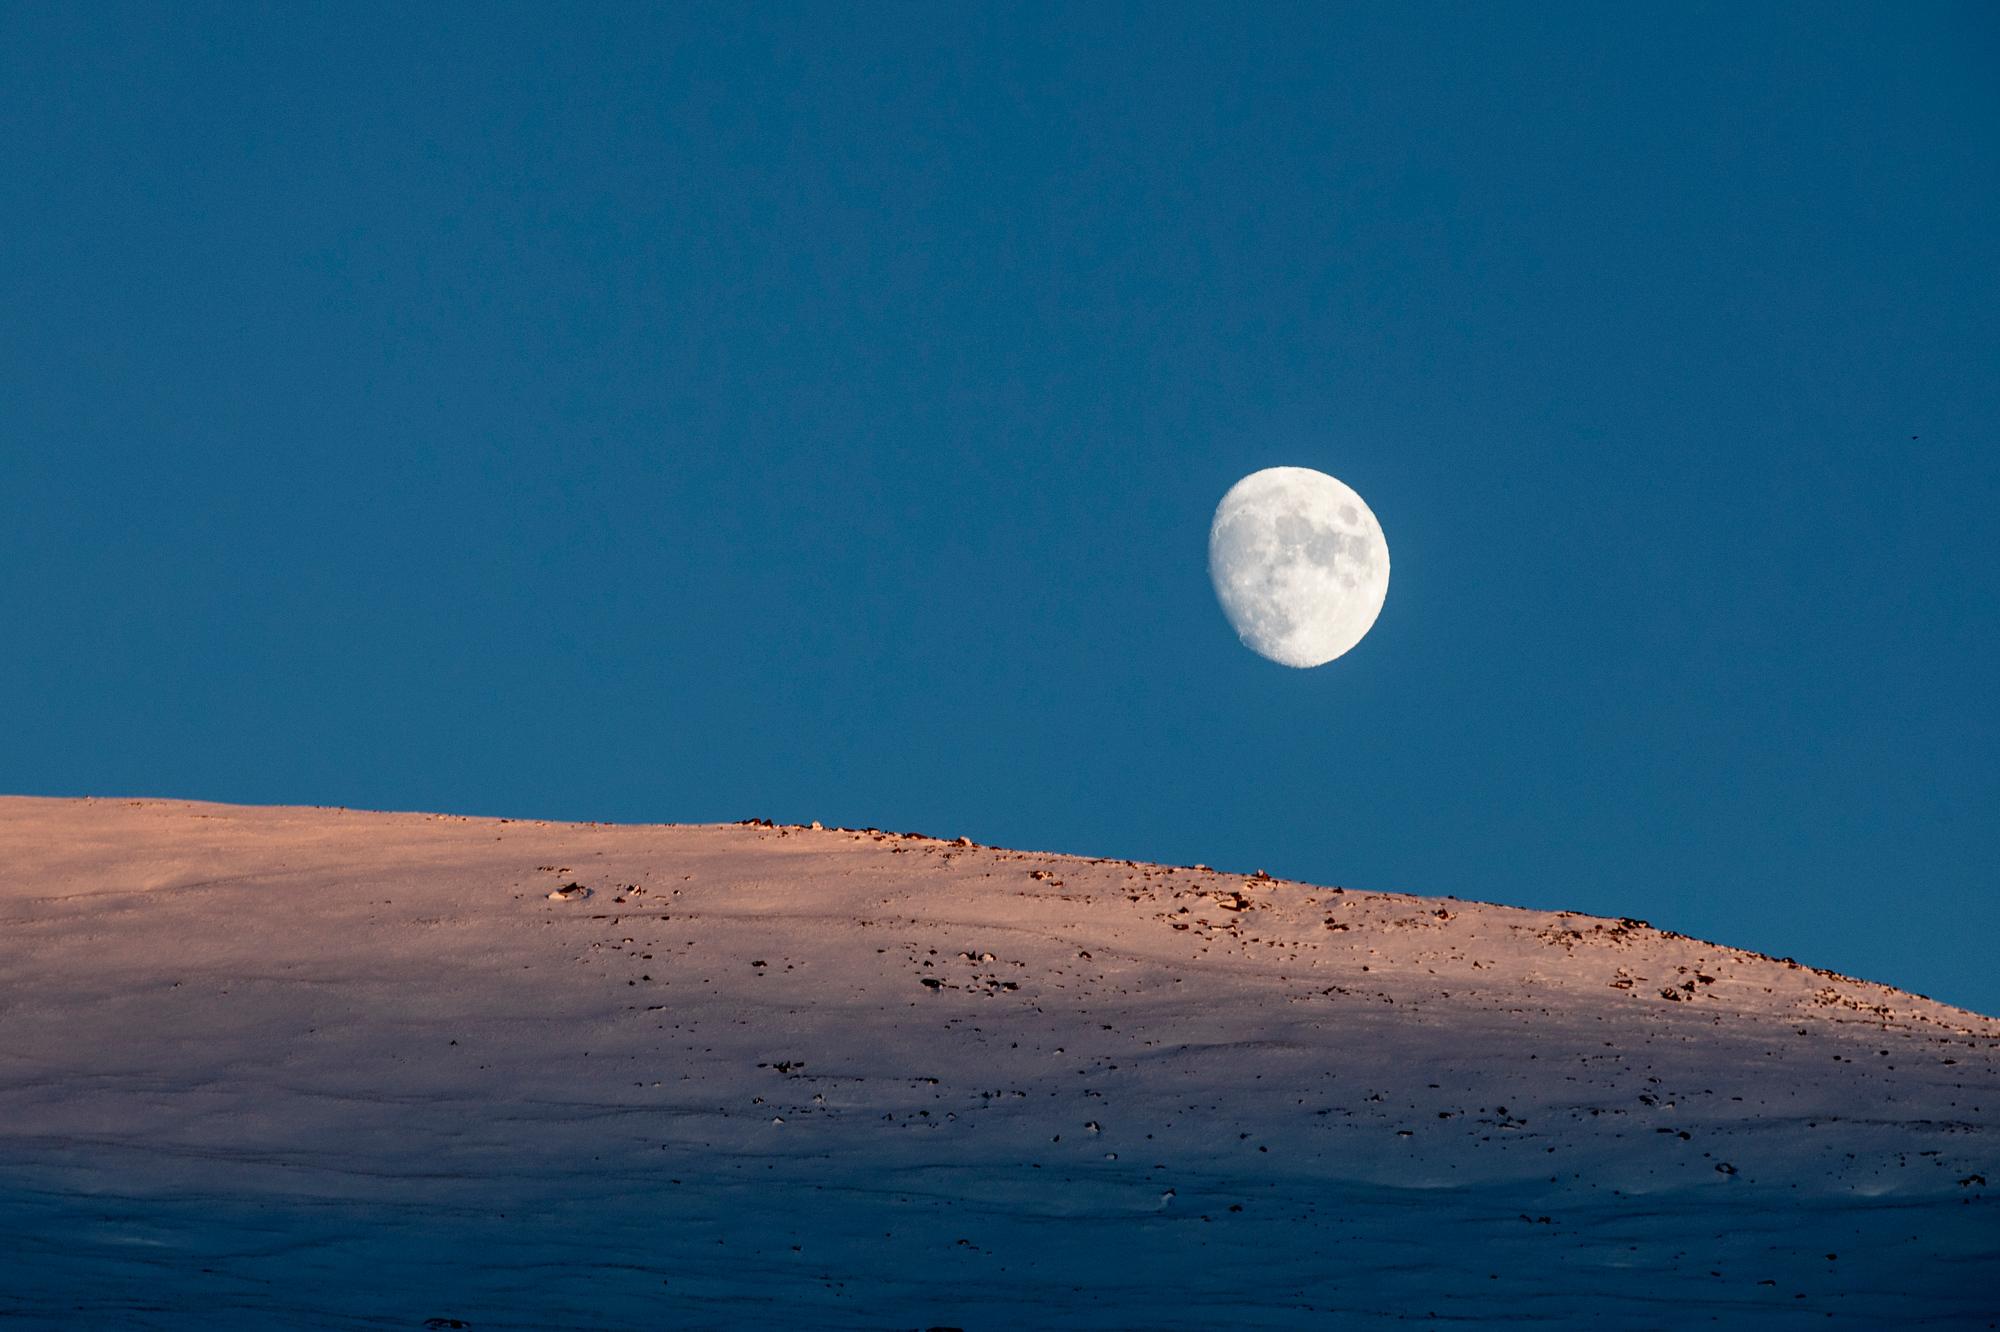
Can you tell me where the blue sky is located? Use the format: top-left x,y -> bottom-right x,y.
4,2 -> 1995,1012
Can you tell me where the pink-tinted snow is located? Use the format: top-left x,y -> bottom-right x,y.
1,797 -> 1993,1328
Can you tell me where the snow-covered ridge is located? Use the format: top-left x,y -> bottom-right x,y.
1,797 -> 1993,1328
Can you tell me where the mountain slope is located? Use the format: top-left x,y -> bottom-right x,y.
1,797 -> 1994,1328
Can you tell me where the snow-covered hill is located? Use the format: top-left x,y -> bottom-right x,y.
1,797 -> 1993,1328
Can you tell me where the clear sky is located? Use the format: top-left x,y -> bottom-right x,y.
4,3 -> 1995,1013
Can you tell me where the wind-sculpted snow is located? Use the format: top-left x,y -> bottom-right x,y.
0,798 -> 1994,1328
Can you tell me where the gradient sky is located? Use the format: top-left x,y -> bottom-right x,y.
4,3 -> 1995,1012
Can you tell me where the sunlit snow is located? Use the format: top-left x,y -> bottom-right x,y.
0,798 -> 1992,1328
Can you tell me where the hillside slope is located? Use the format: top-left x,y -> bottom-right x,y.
0,797 -> 1994,1328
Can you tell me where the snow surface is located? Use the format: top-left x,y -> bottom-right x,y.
0,797 -> 1994,1329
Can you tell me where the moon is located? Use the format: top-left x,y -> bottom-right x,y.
1208,467 -> 1390,668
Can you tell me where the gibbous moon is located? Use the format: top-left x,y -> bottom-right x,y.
1208,467 -> 1390,668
